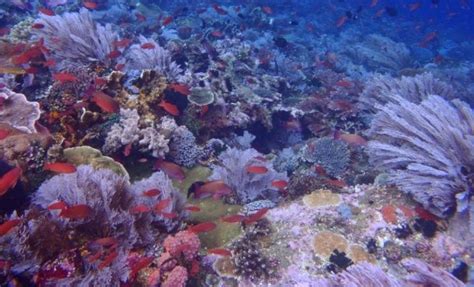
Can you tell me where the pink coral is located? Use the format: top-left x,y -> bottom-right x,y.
163,230 -> 200,261
162,266 -> 188,287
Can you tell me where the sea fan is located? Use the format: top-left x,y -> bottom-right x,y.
368,95 -> 474,217
209,148 -> 288,204
32,8 -> 119,67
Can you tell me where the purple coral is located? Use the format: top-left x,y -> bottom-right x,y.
368,95 -> 474,217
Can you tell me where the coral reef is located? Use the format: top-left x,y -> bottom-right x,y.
209,147 -> 288,204
299,137 -> 350,178
368,95 -> 474,217
32,8 -> 119,67
168,126 -> 204,168
0,88 -> 40,133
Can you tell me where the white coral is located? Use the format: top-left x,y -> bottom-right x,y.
0,88 -> 40,133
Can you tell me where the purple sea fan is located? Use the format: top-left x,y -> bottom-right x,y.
32,8 -> 119,68
208,147 -> 288,204
125,35 -> 185,81
368,95 -> 474,218
401,258 -> 465,287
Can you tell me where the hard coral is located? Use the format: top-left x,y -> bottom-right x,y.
368,95 -> 474,217
0,88 -> 40,133
162,266 -> 188,287
163,230 -> 200,261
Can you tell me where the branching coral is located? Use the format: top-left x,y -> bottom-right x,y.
209,147 -> 288,204
368,95 -> 474,217
103,109 -> 178,158
32,8 -> 119,67
359,73 -> 457,113
0,88 -> 40,133
125,35 -> 185,81
299,137 -> 350,178
168,126 -> 204,168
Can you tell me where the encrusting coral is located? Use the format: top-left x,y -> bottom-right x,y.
368,95 -> 474,218
0,88 -> 40,133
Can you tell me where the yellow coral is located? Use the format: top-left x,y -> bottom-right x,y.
303,189 -> 341,208
313,231 -> 348,258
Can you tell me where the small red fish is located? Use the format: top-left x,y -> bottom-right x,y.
113,38 -> 132,48
0,219 -> 21,236
143,189 -> 161,197
53,72 -> 78,83
194,180 -> 233,200
262,6 -> 273,14
271,180 -> 288,190
130,204 -> 151,214
246,165 -> 268,174
141,43 -> 155,49
212,4 -> 227,15
123,143 -> 132,157
334,131 -> 367,146
48,200 -> 68,211
314,164 -> 327,176
59,204 -> 93,220
0,167 -> 22,197
188,222 -> 217,233
95,237 -> 118,247
154,160 -> 185,181
43,59 -> 56,67
208,248 -> 232,256
185,205 -> 201,212
336,15 -> 348,28
335,80 -> 353,88
158,100 -> 180,116
221,214 -> 245,223
408,2 -> 421,12
32,23 -> 45,29
169,83 -> 190,96
98,250 -> 118,270
83,1 -> 98,9
107,50 -> 121,59
94,77 -> 107,86
162,16 -> 173,26
39,7 -> 55,16
243,208 -> 269,224
154,198 -> 171,213
211,30 -> 224,38
92,91 -> 120,113
374,8 -> 385,17
419,31 -> 438,47
130,256 -> 154,279
370,0 -> 379,7
115,63 -> 125,71
324,178 -> 347,188
135,12 -> 146,22
0,129 -> 11,140
87,251 -> 103,263
161,212 -> 178,219
25,66 -> 40,74
44,162 -> 76,173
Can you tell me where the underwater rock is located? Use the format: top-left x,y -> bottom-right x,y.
303,189 -> 342,208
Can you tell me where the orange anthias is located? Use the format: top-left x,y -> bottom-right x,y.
246,165 -> 268,174
91,91 -> 120,113
158,100 -> 180,116
188,222 -> 217,233
59,204 -> 93,220
0,167 -> 22,197
208,248 -> 232,256
0,219 -> 21,236
43,162 -> 76,173
154,160 -> 185,181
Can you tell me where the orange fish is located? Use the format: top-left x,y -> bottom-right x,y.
92,91 -> 120,113
162,16 -> 173,26
158,100 -> 180,116
374,8 -> 385,17
154,198 -> 171,213
44,162 -> 76,173
169,83 -> 191,96
123,143 -> 132,157
194,180 -> 233,199
271,180 -> 288,190
246,165 -> 268,174
59,204 -> 93,220
0,219 -> 21,236
94,77 -> 107,86
0,167 -> 22,197
314,164 -> 327,176
113,38 -> 132,48
48,200 -> 68,211
53,72 -> 78,83
130,204 -> 151,214
243,208 -> 269,224
335,80 -> 353,88
39,7 -> 55,16
262,6 -> 273,14
221,214 -> 245,223
336,15 -> 348,28
107,50 -> 121,59
98,250 -> 118,270
334,131 -> 367,146
370,0 -> 379,7
188,222 -> 217,233
83,1 -> 98,9
324,178 -> 347,188
141,43 -> 155,49
130,256 -> 154,279
208,248 -> 232,256
94,237 -> 118,247
419,31 -> 438,47
212,4 -> 227,15
43,59 -> 56,67
32,23 -> 45,29
0,129 -> 11,140
408,2 -> 421,11
161,212 -> 178,219
154,160 -> 185,181
143,189 -> 161,197
184,205 -> 201,212
211,30 -> 224,38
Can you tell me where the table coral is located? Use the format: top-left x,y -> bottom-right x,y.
0,88 -> 40,133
